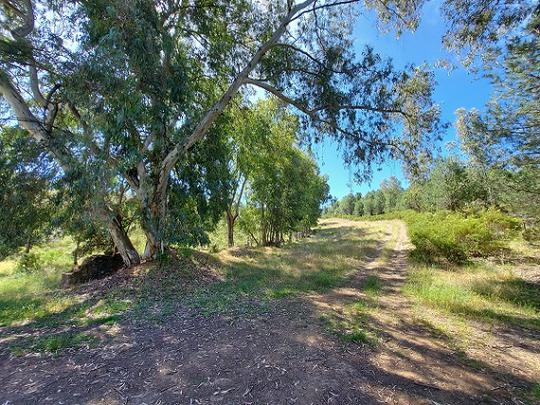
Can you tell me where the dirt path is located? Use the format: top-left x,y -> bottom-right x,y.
0,220 -> 534,404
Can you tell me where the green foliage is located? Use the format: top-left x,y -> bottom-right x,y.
403,209 -> 520,263
15,253 -> 41,274
420,158 -> 487,211
229,99 -> 329,246
454,9 -> 540,234
326,177 -> 402,217
353,198 -> 364,216
0,128 -> 55,258
442,0 -> 536,68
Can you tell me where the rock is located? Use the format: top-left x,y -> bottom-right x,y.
61,253 -> 124,286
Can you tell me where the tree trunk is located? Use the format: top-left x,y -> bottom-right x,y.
142,212 -> 162,260
107,217 -> 140,267
142,229 -> 162,260
226,210 -> 236,248
137,182 -> 164,260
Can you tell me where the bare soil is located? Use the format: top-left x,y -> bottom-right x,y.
0,220 -> 538,404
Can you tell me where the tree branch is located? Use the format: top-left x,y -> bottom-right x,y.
244,78 -> 406,117
29,63 -> 46,107
0,69 -> 72,168
243,78 -> 404,153
7,0 -> 34,38
157,0 -> 317,197
269,43 -> 350,75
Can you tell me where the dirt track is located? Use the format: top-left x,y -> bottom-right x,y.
0,220 -> 536,404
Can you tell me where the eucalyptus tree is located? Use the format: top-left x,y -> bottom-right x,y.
246,141 -> 328,246
380,176 -> 403,212
455,7 -> 539,222
222,98 -> 304,247
0,0 -> 444,264
0,0 -> 142,265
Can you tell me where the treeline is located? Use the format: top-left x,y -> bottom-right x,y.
327,157 -> 539,238
326,176 -> 403,217
327,154 -> 539,264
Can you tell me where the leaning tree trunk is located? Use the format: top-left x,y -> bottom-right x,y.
107,217 -> 140,267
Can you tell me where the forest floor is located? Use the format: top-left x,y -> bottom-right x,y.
1,219 -> 539,404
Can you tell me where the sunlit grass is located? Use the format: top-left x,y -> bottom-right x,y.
0,230 -> 149,328
186,220 -> 388,315
0,236 -> 80,327
205,218 -> 250,252
404,263 -> 540,330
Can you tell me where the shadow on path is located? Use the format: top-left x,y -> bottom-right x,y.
0,219 -> 537,404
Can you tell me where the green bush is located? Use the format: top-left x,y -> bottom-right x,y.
405,209 -> 520,264
15,252 -> 42,274
335,209 -> 520,263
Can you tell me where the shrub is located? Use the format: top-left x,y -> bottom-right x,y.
405,209 -> 520,264
15,252 -> 42,274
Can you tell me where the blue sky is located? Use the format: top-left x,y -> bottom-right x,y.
312,1 -> 493,200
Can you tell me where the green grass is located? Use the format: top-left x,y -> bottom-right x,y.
321,298 -> 378,345
404,263 -> 540,330
0,236 -> 80,327
91,297 -> 132,316
0,236 -> 136,356
0,262 -> 78,327
0,228 -> 149,328
186,220 -> 387,315
364,275 -> 383,297
523,382 -> 540,404
10,332 -> 97,355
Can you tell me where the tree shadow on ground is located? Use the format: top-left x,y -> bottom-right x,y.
1,220 -> 538,404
